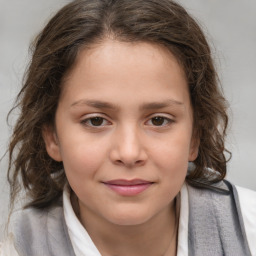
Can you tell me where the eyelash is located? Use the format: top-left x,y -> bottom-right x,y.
145,116 -> 174,127
80,116 -> 111,127
80,115 -> 174,128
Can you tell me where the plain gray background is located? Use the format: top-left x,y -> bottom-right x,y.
0,0 -> 255,239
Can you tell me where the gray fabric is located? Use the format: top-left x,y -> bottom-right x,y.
13,203 -> 76,256
188,180 -> 252,256
12,181 -> 251,256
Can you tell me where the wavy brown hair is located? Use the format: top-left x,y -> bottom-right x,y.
7,0 -> 230,209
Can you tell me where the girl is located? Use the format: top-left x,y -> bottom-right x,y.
1,0 -> 255,255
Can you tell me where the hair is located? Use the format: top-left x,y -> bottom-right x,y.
7,0 -> 230,209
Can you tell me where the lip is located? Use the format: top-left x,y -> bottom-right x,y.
102,179 -> 154,196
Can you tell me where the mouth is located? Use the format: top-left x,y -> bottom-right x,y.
102,179 -> 154,196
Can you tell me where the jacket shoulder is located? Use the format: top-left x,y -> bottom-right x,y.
13,205 -> 63,255
11,203 -> 75,256
186,180 -> 253,255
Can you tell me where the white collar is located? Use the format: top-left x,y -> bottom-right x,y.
63,184 -> 189,256
63,187 -> 101,256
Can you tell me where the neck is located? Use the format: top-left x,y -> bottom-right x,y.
73,196 -> 179,256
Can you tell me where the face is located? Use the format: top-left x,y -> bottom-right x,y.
44,39 -> 198,226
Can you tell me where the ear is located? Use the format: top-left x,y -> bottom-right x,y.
188,136 -> 199,161
42,125 -> 62,162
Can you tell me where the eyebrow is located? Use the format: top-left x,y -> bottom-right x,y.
71,100 -> 118,110
140,100 -> 183,110
70,99 -> 183,110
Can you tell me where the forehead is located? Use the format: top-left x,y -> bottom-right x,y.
60,39 -> 190,109
68,39 -> 185,78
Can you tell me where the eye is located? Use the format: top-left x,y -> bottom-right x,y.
81,116 -> 111,127
146,116 -> 173,127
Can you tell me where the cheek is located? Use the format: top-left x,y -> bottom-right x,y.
152,132 -> 191,177
156,143 -> 189,196
60,138 -> 107,181
158,150 -> 188,179
156,133 -> 192,159
62,144 -> 105,201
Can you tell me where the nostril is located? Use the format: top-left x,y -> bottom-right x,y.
110,145 -> 148,167
135,159 -> 145,166
114,159 -> 145,167
115,160 -> 123,165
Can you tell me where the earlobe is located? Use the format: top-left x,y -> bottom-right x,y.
42,125 -> 62,162
189,137 -> 199,161
189,148 -> 198,161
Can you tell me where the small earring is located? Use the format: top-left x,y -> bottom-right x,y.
187,161 -> 196,174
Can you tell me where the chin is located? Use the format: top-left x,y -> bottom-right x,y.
106,207 -> 153,226
110,216 -> 151,226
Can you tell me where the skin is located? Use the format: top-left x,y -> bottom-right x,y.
43,39 -> 199,256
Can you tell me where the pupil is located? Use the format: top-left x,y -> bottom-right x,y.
152,117 -> 164,126
91,117 -> 103,126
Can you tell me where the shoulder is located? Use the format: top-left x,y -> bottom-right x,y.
235,185 -> 256,256
0,207 -> 50,256
0,234 -> 20,256
13,203 -> 64,239
9,202 -> 75,256
186,180 -> 255,255
11,204 -> 65,256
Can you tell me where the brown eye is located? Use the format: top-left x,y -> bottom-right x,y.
89,117 -> 104,126
151,116 -> 166,126
81,116 -> 109,127
146,116 -> 173,127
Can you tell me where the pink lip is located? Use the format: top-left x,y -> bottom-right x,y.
103,179 -> 154,196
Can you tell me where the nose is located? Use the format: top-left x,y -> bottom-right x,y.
109,125 -> 148,168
